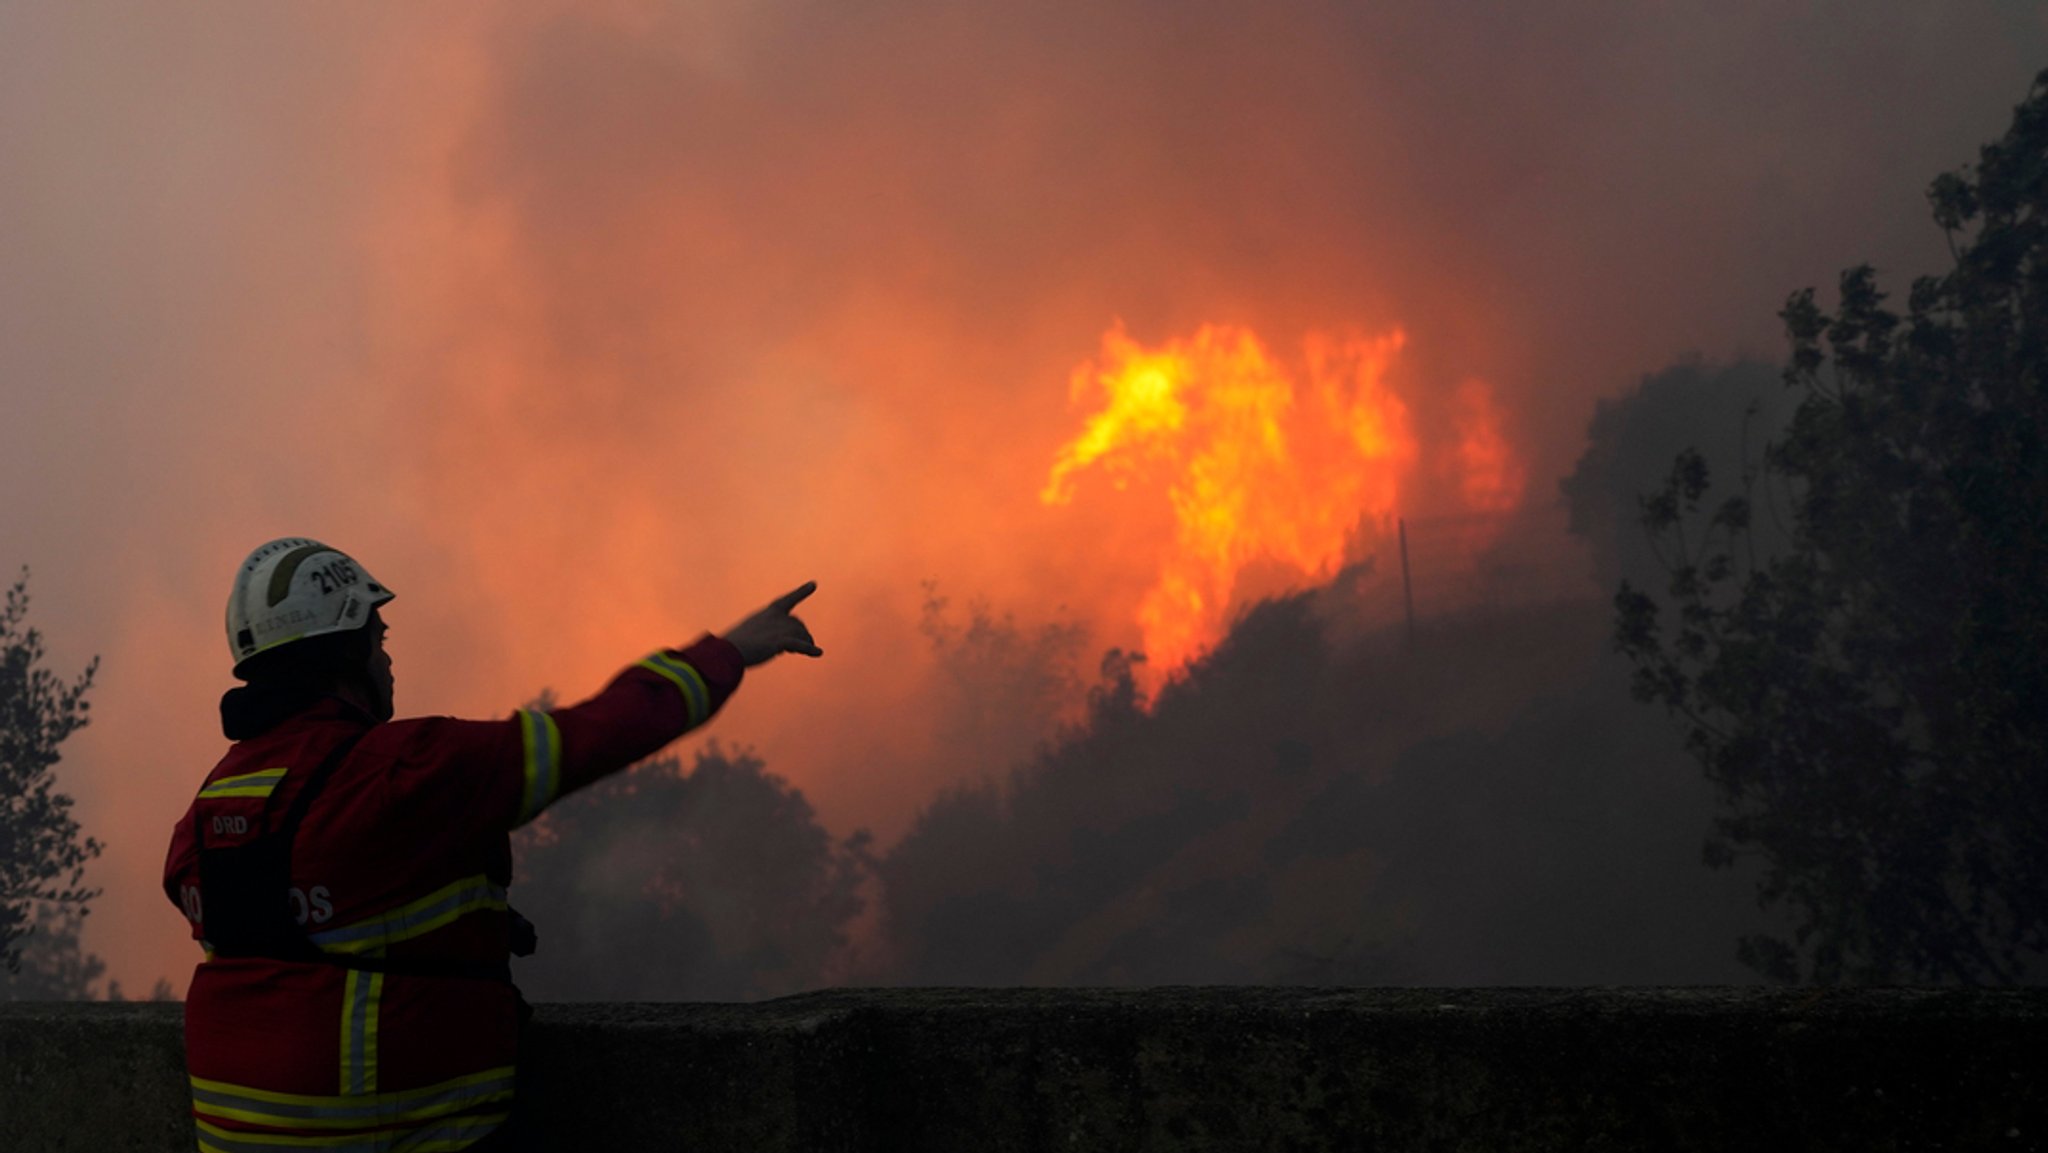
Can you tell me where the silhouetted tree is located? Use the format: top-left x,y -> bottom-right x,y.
511,742 -> 870,1000
1617,74 -> 2048,984
0,570 -> 101,983
0,904 -> 104,1001
1561,358 -> 1794,591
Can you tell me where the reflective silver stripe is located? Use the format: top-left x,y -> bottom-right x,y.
395,1112 -> 508,1152
195,1122 -> 382,1153
340,968 -> 382,1095
393,1112 -> 508,1152
640,652 -> 710,726
189,1072 -> 514,1127
517,709 -> 560,823
307,876 -> 507,951
194,1112 -> 508,1153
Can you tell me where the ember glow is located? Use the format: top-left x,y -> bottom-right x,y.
1042,322 -> 1524,677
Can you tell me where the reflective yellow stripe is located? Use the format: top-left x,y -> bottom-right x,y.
516,709 -> 561,824
402,1113 -> 509,1152
363,972 -> 382,1095
305,875 -> 507,954
637,652 -> 710,727
189,1067 -> 515,1130
336,968 -> 353,1093
193,1112 -> 509,1152
195,1117 -> 378,1150
199,767 -> 289,799
339,967 -> 383,1095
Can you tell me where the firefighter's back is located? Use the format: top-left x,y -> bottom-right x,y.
168,700 -> 525,1149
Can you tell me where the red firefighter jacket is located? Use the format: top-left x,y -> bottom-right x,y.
162,637 -> 743,1153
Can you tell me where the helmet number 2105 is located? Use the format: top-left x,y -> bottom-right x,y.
308,560 -> 359,596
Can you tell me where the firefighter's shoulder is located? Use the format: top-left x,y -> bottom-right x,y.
358,713 -> 529,826
353,713 -> 526,782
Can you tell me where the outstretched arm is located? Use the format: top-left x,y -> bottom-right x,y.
525,580 -> 823,818
387,582 -> 823,835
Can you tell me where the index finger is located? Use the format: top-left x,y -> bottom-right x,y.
771,580 -> 818,613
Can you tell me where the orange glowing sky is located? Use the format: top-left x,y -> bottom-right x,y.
1,2 -> 2042,993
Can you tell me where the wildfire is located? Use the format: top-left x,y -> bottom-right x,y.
1042,322 -> 1411,674
1042,322 -> 1524,679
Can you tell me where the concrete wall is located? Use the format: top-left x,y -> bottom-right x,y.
3,988 -> 2044,1151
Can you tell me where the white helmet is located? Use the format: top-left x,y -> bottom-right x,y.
225,538 -> 395,675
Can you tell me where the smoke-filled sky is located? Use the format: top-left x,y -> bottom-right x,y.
3,2 -> 2044,993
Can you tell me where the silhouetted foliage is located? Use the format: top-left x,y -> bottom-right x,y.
511,742 -> 870,1000
1561,358 -> 1795,591
0,904 -> 104,1001
882,589 -> 1768,986
1616,74 -> 2048,984
918,583 -> 1087,779
0,570 -> 101,982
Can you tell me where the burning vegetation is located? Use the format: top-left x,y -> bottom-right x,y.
1041,322 -> 1526,682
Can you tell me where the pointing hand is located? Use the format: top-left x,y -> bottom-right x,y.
723,581 -> 823,667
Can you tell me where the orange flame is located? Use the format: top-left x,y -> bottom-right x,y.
1042,322 -> 1419,675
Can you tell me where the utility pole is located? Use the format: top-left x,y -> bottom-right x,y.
1399,516 -> 1415,646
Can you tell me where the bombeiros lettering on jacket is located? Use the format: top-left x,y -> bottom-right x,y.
292,885 -> 336,925
176,884 -> 335,927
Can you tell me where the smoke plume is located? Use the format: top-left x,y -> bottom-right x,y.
0,2 -> 2040,990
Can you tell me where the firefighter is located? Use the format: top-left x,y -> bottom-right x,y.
163,538 -> 820,1152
